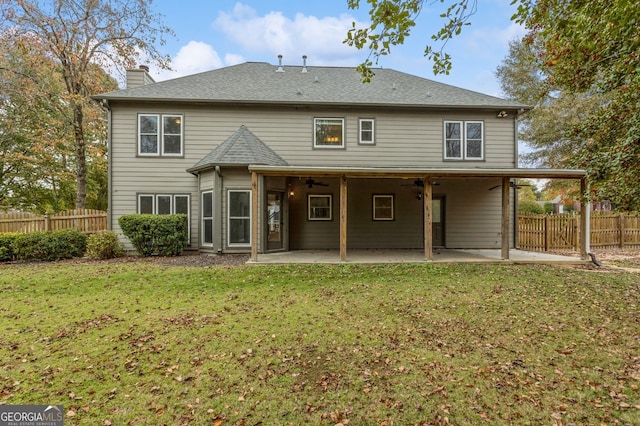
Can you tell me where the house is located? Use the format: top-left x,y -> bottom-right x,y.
94,58 -> 590,261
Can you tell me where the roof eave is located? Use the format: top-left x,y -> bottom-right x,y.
91,95 -> 531,111
247,165 -> 585,179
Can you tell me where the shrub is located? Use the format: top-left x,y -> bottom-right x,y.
118,214 -> 188,257
86,231 -> 125,259
12,229 -> 87,261
0,233 -> 18,262
543,202 -> 554,214
518,200 -> 545,215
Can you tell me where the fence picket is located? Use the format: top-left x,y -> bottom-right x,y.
518,212 -> 640,252
0,209 -> 107,234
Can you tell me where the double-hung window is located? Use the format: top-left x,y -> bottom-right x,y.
308,194 -> 332,221
202,191 -> 214,246
138,114 -> 183,156
228,190 -> 251,246
444,121 -> 484,160
314,118 -> 344,148
359,118 -> 375,145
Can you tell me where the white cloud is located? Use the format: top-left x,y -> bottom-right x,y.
154,41 -> 224,81
214,3 -> 365,66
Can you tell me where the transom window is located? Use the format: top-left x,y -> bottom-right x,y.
138,114 -> 183,156
373,195 -> 394,220
308,194 -> 332,220
444,121 -> 484,160
314,118 -> 344,148
359,118 -> 375,145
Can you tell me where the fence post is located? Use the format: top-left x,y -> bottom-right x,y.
619,213 -> 625,248
44,214 -> 50,231
574,215 -> 580,251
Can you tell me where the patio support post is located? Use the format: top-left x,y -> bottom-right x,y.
580,177 -> 590,259
424,177 -> 433,260
340,174 -> 348,261
251,171 -> 258,262
501,176 -> 510,260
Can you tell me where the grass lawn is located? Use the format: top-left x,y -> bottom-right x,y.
1,261 -> 639,425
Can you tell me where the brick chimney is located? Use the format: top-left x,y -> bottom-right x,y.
126,65 -> 155,88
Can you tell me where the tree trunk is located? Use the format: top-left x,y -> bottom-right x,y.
73,101 -> 87,209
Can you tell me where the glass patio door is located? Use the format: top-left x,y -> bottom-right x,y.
266,191 -> 283,250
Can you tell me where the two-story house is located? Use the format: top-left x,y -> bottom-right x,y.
95,58 -> 589,262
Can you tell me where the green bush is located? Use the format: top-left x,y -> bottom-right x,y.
86,231 -> 125,259
543,202 -> 554,214
0,233 -> 18,262
518,200 -> 545,215
118,214 -> 188,257
12,229 -> 87,261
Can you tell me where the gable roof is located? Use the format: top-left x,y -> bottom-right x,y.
187,125 -> 288,174
95,62 -> 529,110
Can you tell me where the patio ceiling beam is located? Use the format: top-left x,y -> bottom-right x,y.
248,165 -> 586,180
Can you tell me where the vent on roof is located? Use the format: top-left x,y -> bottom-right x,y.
302,55 -> 308,73
276,55 -> 284,72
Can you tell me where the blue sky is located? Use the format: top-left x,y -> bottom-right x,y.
150,0 -> 525,97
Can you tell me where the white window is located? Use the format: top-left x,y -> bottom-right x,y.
138,194 -> 154,214
314,118 -> 344,148
444,121 -> 484,160
138,114 -> 183,156
308,194 -> 332,221
373,195 -> 394,221
137,193 -> 190,240
359,118 -> 375,144
202,191 -> 213,246
228,190 -> 251,246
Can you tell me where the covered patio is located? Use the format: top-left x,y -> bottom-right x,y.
250,249 -> 587,265
249,165 -> 590,263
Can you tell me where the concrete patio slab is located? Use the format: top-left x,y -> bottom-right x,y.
251,249 -> 587,265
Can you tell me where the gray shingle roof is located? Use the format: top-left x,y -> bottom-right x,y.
188,125 -> 288,173
96,62 -> 528,110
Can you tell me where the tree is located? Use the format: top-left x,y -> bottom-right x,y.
1,0 -> 173,208
511,0 -> 640,210
345,0 -> 477,81
1,30 -> 117,212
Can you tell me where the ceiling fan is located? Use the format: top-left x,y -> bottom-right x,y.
488,181 -> 531,191
401,179 -> 425,188
305,178 -> 329,188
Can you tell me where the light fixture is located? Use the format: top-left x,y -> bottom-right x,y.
497,110 -> 508,118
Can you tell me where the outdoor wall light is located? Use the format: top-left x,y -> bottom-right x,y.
497,110 -> 508,118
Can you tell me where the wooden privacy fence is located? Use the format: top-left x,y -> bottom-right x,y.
0,209 -> 107,234
519,213 -> 640,252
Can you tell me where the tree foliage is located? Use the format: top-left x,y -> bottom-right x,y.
508,0 -> 640,210
1,0 -> 173,209
345,0 -> 477,81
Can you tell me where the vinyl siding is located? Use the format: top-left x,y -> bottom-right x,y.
109,101 -> 517,252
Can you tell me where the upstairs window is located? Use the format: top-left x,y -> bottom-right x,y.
444,121 -> 484,160
138,114 -> 183,156
314,118 -> 344,148
359,118 -> 375,145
